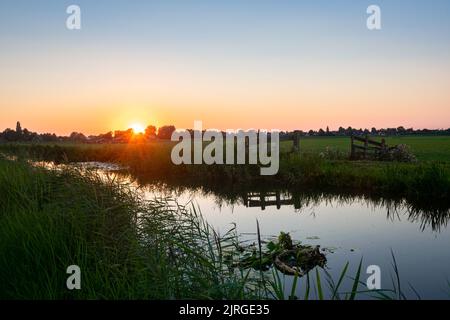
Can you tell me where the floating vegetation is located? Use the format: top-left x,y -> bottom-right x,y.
236,232 -> 327,276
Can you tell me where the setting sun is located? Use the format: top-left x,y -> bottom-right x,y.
130,123 -> 145,134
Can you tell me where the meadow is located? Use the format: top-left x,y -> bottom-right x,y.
2,135 -> 449,161
280,135 -> 450,162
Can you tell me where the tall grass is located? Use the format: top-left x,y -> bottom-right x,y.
0,158 -> 440,300
0,159 -> 265,299
267,253 -> 413,300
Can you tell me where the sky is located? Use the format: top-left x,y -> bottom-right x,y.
0,0 -> 450,135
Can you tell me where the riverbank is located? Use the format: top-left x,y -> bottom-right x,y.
0,158 -> 267,299
1,141 -> 449,208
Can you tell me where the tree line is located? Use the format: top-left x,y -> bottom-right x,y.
1,122 -> 449,143
0,122 -> 176,143
279,126 -> 450,140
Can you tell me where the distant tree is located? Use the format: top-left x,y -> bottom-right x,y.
2,128 -> 18,141
145,125 -> 157,139
40,133 -> 59,142
114,129 -> 133,143
100,131 -> 113,141
387,128 -> 397,135
69,132 -> 87,143
157,125 -> 176,140
346,127 -> 353,136
371,127 -> 377,135
16,121 -> 22,135
88,131 -> 113,143
21,128 -> 36,142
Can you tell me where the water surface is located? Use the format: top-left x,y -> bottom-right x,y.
143,184 -> 450,299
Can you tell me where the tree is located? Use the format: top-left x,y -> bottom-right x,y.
157,125 -> 176,140
346,127 -> 353,135
397,126 -> 406,135
16,121 -> 22,135
69,132 -> 87,143
100,131 -> 113,141
145,125 -> 157,139
2,128 -> 18,141
114,129 -> 133,143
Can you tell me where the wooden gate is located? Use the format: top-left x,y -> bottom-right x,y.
350,135 -> 394,159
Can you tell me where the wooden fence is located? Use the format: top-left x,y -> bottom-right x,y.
350,135 -> 394,159
243,191 -> 302,210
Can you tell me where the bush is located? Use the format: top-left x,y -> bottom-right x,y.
380,144 -> 417,163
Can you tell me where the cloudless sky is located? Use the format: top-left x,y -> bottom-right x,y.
1,0 -> 449,135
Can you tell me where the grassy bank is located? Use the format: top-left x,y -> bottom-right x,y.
0,139 -> 449,207
0,158 -> 263,299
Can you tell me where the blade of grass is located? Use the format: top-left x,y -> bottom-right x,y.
349,257 -> 363,300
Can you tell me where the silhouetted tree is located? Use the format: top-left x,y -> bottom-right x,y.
2,128 -> 18,141
157,125 -> 176,140
16,121 -> 22,135
69,132 -> 87,143
114,129 -> 133,143
145,125 -> 157,139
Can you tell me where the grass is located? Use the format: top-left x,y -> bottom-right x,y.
0,157 -> 421,300
0,136 -> 449,208
280,135 -> 450,162
0,158 -> 265,299
268,255 -> 408,300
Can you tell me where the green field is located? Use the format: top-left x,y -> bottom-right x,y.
280,136 -> 450,162
2,135 -> 449,162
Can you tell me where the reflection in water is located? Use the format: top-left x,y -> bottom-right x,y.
31,160 -> 450,233
140,181 -> 450,233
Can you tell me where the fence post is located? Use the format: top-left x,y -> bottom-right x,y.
260,192 -> 266,211
364,135 -> 368,158
350,135 -> 355,159
292,130 -> 300,153
276,191 -> 281,209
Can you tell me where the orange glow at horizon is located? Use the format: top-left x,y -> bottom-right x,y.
129,123 -> 145,134
1,50 -> 450,134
